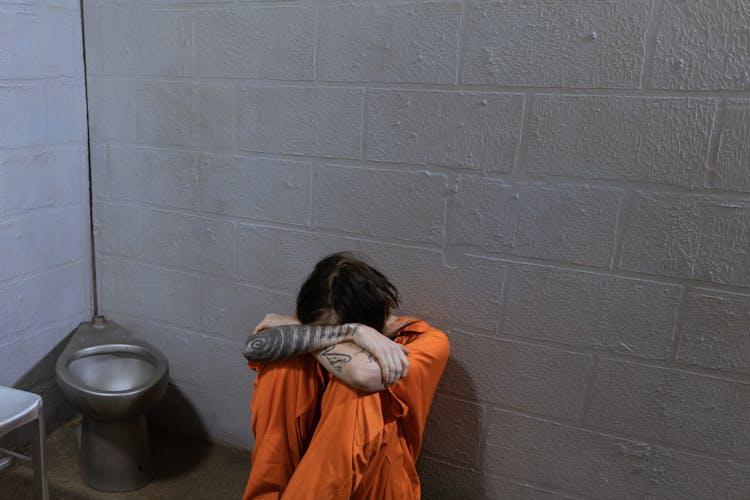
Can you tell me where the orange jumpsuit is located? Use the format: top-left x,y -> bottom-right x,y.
243,318 -> 449,500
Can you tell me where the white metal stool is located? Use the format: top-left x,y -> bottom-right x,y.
0,386 -> 49,500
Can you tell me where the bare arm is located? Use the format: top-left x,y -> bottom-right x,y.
243,323 -> 359,363
314,341 -> 388,393
244,314 -> 410,385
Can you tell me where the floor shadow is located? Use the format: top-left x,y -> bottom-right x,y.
148,384 -> 212,479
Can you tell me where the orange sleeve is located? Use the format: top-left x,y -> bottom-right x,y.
387,319 -> 450,459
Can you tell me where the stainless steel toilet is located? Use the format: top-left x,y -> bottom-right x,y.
55,319 -> 169,492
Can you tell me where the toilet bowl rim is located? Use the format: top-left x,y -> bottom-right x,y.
56,343 -> 169,398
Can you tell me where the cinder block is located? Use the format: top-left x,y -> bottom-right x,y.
237,225 -> 358,293
141,209 -> 235,278
484,476 -> 574,500
199,154 -> 311,225
87,78 -> 136,143
526,95 -> 715,187
485,409 -> 654,498
677,289 -> 750,374
0,86 -> 47,148
441,330 -> 588,420
134,81 -> 196,147
652,0 -> 750,90
462,0 -> 650,88
140,209 -> 201,270
317,2 -> 460,84
587,358 -> 750,460
107,146 -> 200,209
143,322 -> 251,401
486,408 -> 750,499
201,217 -> 236,279
416,457 -> 486,500
196,84 -> 235,151
2,149 -> 85,215
199,278 -> 295,341
52,204 -> 91,265
645,447 -> 750,500
237,86 -> 362,159
0,326 -> 58,387
620,192 -> 750,288
93,202 -> 141,258
359,242 -> 505,331
0,214 -> 54,281
106,258 -> 202,330
313,166 -> 447,244
99,8 -> 192,76
421,394 -> 483,466
710,99 -> 750,192
366,90 -> 524,171
0,10 -> 83,78
47,82 -> 87,144
503,265 -> 680,359
8,261 -> 90,335
448,177 -> 622,267
196,6 -> 314,80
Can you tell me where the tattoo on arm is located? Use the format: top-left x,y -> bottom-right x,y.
243,324 -> 358,363
319,346 -> 353,372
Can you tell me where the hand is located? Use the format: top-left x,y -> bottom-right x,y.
351,324 -> 410,387
253,313 -> 300,334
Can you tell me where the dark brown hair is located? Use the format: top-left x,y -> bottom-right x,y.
296,252 -> 399,332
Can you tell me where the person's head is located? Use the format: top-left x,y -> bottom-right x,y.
296,252 -> 399,332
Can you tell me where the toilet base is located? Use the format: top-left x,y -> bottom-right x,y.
78,416 -> 154,492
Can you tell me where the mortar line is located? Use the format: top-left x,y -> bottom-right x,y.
99,141 -> 750,200
703,98 -> 727,189
668,285 -> 690,362
578,352 -> 599,426
639,0 -> 666,90
512,92 -> 534,180
609,190 -> 631,271
102,74 -> 750,98
360,88 -> 369,162
454,0 -> 469,86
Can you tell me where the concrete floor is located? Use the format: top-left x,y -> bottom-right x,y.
0,418 -> 249,500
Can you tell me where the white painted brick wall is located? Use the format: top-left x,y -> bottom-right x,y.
84,0 -> 750,497
0,0 -> 92,405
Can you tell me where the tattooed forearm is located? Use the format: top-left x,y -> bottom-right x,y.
319,346 -> 353,372
243,324 -> 359,362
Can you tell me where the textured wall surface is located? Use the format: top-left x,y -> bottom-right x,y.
83,0 -> 750,498
0,0 -> 92,427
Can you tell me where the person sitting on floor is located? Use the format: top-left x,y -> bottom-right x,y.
242,252 -> 450,499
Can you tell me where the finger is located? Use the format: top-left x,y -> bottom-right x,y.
388,352 -> 398,386
376,354 -> 391,386
400,345 -> 410,355
398,351 -> 409,379
391,352 -> 402,384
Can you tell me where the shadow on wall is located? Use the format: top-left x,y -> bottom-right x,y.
418,346 -> 487,499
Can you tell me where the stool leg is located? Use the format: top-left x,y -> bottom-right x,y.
31,412 -> 49,500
